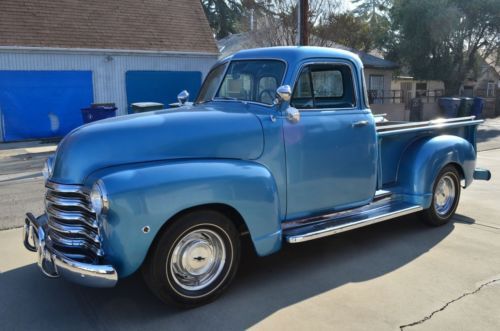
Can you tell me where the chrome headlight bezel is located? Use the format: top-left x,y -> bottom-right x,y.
90,180 -> 109,216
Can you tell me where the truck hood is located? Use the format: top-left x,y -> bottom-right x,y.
51,103 -> 264,185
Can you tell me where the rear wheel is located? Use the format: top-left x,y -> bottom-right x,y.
420,165 -> 461,226
142,210 -> 240,308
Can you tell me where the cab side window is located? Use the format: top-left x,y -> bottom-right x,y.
291,68 -> 314,109
291,63 -> 356,110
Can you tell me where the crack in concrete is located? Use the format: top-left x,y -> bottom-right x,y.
473,223 -> 500,230
399,278 -> 500,330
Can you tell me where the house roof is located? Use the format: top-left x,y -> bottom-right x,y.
0,0 -> 218,54
218,33 -> 399,70
354,50 -> 399,70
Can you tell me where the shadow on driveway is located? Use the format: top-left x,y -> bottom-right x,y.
0,215 -> 458,330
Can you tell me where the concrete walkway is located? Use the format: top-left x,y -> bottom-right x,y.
0,149 -> 498,330
0,139 -> 58,158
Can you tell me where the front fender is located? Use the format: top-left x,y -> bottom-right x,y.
397,135 -> 476,207
89,160 -> 281,278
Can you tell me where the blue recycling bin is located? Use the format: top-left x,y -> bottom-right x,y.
471,97 -> 484,119
81,105 -> 117,124
458,97 -> 473,117
438,97 -> 460,118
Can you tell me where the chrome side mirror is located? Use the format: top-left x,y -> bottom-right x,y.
275,85 -> 292,103
177,90 -> 189,105
286,106 -> 300,123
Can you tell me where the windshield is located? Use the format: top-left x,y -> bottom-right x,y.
196,60 -> 286,105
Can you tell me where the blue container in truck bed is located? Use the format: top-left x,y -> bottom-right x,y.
24,46 -> 490,308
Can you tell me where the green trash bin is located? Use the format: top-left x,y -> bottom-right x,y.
457,97 -> 473,117
130,102 -> 164,113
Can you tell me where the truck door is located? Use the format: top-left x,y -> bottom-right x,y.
283,62 -> 377,220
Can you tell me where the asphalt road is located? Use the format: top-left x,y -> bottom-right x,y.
0,149 -> 51,230
0,121 -> 499,330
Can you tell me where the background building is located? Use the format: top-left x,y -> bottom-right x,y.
0,0 -> 218,142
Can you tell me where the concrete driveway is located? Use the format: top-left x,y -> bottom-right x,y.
0,148 -> 499,330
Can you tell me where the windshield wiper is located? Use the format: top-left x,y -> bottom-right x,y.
214,96 -> 239,101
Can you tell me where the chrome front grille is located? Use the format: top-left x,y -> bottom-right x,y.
45,181 -> 103,263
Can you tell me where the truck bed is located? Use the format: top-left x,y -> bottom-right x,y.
375,116 -> 483,188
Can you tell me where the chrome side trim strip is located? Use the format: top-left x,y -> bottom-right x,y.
377,116 -> 478,131
286,205 -> 423,243
374,190 -> 392,201
282,194 -> 395,231
377,119 -> 483,137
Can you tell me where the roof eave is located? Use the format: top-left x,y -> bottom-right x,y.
364,64 -> 399,70
0,45 -> 219,57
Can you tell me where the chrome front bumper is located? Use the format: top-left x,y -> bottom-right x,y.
23,213 -> 118,288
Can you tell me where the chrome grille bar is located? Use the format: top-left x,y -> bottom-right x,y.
45,193 -> 94,213
48,219 -> 101,243
45,205 -> 98,229
49,231 -> 104,257
45,181 -> 103,262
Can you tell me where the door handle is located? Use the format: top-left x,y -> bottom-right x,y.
352,120 -> 369,128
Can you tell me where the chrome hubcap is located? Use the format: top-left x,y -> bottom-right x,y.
434,175 -> 456,216
169,229 -> 226,291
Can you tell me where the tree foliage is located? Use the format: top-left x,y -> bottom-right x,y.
238,0 -> 340,46
351,0 -> 392,52
352,0 -> 391,22
314,13 -> 374,52
201,0 -> 244,39
390,0 -> 500,94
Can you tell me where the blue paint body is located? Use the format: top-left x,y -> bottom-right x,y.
0,71 -> 93,141
125,71 -> 202,113
47,47 -> 482,278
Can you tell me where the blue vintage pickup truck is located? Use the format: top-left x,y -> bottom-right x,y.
24,47 -> 491,307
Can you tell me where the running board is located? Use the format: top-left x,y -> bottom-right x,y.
284,200 -> 423,244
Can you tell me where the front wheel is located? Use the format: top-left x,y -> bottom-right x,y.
420,165 -> 461,226
142,210 -> 241,308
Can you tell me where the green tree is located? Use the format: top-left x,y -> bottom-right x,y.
201,0 -> 244,39
351,0 -> 392,51
314,13 -> 374,52
352,0 -> 391,22
390,0 -> 500,94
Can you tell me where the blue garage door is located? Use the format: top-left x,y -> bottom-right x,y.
125,71 -> 202,113
0,71 -> 93,142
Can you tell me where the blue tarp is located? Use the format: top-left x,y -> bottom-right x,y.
125,71 -> 202,113
0,71 -> 93,141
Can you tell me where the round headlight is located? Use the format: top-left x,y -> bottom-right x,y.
90,181 -> 108,216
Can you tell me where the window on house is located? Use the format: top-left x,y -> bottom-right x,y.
487,82 -> 495,97
416,82 -> 427,97
369,75 -> 384,104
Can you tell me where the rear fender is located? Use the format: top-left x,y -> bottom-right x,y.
90,160 -> 281,277
397,135 -> 475,207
